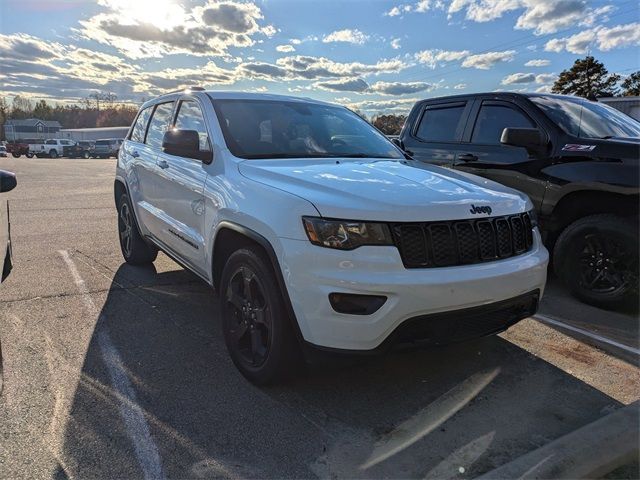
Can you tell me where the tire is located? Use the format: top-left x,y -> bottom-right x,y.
83,151 -> 90,159
26,152 -> 33,158
116,193 -> 158,265
49,149 -> 58,159
554,214 -> 639,311
220,247 -> 300,385
11,153 -> 20,158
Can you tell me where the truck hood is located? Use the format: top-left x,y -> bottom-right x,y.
238,158 -> 530,222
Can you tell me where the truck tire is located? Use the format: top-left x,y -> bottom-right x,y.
26,152 -> 33,158
116,193 -> 158,265
554,214 -> 638,311
49,149 -> 58,159
220,247 -> 300,385
11,153 -> 20,158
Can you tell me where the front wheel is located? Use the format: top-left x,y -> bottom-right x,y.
117,194 -> 158,265
49,149 -> 58,158
554,214 -> 638,311
220,247 -> 300,385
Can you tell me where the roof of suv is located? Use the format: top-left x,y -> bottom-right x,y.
416,92 -> 586,103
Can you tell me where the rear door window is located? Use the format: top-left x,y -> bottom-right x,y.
415,104 -> 466,142
471,104 -> 535,145
145,102 -> 175,150
130,106 -> 153,143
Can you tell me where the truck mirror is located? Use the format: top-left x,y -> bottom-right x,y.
500,128 -> 547,156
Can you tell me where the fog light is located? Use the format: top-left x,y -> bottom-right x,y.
328,293 -> 387,315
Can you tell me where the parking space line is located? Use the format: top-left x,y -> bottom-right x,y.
533,314 -> 640,356
58,250 -> 165,480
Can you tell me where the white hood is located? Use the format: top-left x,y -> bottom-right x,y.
238,158 -> 531,222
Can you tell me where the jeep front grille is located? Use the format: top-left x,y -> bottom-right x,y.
392,212 -> 534,268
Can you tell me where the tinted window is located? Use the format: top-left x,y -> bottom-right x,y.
45,140 -> 56,145
175,101 -> 210,151
472,104 -> 535,144
531,95 -> 640,139
145,102 -> 175,149
131,106 -> 152,143
212,99 -> 402,160
415,105 -> 465,142
96,140 -> 109,145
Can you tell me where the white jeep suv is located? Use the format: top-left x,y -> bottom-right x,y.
115,90 -> 548,384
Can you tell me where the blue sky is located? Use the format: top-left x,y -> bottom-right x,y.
1,0 -> 638,115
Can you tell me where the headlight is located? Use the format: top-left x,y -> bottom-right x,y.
302,217 -> 393,250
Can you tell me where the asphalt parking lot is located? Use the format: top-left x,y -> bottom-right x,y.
0,158 -> 638,479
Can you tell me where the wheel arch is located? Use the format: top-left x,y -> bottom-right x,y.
114,178 -> 128,207
211,222 -> 304,343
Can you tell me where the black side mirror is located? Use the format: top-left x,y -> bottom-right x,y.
0,170 -> 17,193
162,129 -> 213,163
500,128 -> 547,156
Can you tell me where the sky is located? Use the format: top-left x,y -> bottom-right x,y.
0,0 -> 639,115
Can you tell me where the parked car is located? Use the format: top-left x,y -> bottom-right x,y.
41,139 -> 74,158
115,91 -> 548,384
397,93 -> 639,310
0,146 -> 6,158
93,138 -> 123,158
0,169 -> 17,394
65,141 -> 95,159
5,142 -> 30,158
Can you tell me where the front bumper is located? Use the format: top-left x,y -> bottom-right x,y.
278,229 -> 549,351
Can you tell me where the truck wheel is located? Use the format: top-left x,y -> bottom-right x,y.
11,153 -> 20,158
83,151 -> 90,159
117,193 -> 158,265
220,247 -> 300,385
26,152 -> 33,158
49,149 -> 58,158
554,214 -> 638,311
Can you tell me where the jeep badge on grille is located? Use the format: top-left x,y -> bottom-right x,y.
470,204 -> 492,215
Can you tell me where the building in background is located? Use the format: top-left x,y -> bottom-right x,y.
4,119 -> 61,141
59,126 -> 129,141
598,96 -> 640,121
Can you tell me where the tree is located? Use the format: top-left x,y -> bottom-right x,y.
621,72 -> 640,96
33,99 -> 53,120
552,56 -> 620,98
372,114 -> 406,135
0,98 -> 8,140
10,95 -> 34,119
86,91 -> 118,112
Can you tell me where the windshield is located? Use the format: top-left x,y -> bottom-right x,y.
531,95 -> 640,139
211,99 -> 403,160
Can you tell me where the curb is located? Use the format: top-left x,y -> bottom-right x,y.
478,401 -> 639,479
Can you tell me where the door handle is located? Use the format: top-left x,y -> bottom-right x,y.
131,150 -> 140,158
157,159 -> 169,169
458,153 -> 478,162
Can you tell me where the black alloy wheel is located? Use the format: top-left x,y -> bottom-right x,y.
116,193 -> 157,265
118,200 -> 133,259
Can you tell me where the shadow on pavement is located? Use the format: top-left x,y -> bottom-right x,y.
58,262 -> 628,479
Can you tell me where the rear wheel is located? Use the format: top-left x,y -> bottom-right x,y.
220,247 -> 300,385
554,214 -> 638,311
117,193 -> 158,265
11,153 -> 20,158
49,149 -> 58,158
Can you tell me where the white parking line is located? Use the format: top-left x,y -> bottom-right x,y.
533,313 -> 640,356
59,250 -> 165,480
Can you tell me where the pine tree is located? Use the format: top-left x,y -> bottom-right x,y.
552,56 -> 620,98
621,72 -> 640,96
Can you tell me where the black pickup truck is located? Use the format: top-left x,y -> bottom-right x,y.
397,93 -> 639,310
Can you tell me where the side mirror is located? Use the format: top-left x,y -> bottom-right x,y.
391,137 -> 404,149
0,170 -> 17,193
500,128 -> 547,156
162,129 -> 212,163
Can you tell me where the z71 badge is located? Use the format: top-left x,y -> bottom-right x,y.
562,144 -> 596,152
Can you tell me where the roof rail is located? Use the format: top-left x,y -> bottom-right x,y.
164,86 -> 206,95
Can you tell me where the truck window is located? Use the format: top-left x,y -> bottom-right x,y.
471,104 -> 534,145
145,102 -> 175,149
415,105 -> 465,142
174,100 -> 210,151
131,106 -> 153,143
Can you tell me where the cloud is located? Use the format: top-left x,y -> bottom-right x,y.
461,50 -> 515,69
345,97 -> 420,114
386,1 -> 444,16
447,0 -> 613,35
390,38 -> 402,50
369,81 -> 436,95
276,44 -> 295,53
415,49 -> 470,68
501,72 -> 535,84
79,0 -> 269,59
544,22 -> 640,54
315,78 -> 370,92
322,29 -> 369,45
524,59 -> 550,67
535,73 -> 556,84
454,83 -> 467,89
